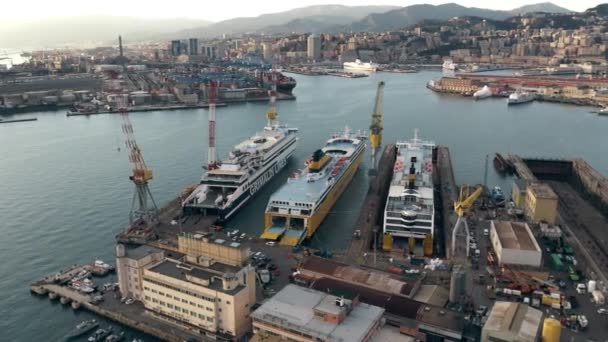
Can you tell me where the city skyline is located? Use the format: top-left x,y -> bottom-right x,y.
0,0 -> 600,23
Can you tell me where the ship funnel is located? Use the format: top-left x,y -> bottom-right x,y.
408,156 -> 417,189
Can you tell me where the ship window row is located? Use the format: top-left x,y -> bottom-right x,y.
386,225 -> 433,234
143,277 -> 216,303
386,219 -> 432,227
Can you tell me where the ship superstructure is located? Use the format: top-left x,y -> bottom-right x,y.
261,128 -> 366,246
383,130 -> 436,249
183,77 -> 297,221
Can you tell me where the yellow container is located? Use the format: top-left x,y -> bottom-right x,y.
542,318 -> 561,342
382,233 -> 394,252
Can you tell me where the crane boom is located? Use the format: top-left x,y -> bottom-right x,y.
266,71 -> 278,128
369,81 -> 385,174
451,184 -> 482,257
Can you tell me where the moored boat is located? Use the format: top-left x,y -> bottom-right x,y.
507,91 -> 535,105
473,85 -> 492,100
66,320 -> 99,340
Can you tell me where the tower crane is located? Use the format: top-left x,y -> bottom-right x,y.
266,71 -> 279,128
369,81 -> 385,175
207,81 -> 218,170
118,95 -> 159,226
452,184 -> 483,257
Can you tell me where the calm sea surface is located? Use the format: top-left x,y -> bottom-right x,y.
2,71 -> 607,341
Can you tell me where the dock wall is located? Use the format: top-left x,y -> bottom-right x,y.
346,144 -> 396,260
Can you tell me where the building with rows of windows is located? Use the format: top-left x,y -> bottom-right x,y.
117,233 -> 256,341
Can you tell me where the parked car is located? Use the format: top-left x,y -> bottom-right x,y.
265,241 -> 276,247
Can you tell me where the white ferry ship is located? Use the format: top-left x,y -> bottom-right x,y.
442,58 -> 458,71
383,130 -> 436,254
507,91 -> 535,105
261,128 -> 366,246
343,59 -> 378,72
183,85 -> 297,222
473,85 -> 492,100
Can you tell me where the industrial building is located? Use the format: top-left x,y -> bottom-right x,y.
307,277 -> 465,341
251,284 -> 385,342
116,244 -> 165,301
511,179 -> 528,208
482,302 -> 543,342
525,182 -> 558,224
307,34 -> 321,61
490,220 -> 542,267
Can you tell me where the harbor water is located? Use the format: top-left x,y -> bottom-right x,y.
2,71 -> 608,341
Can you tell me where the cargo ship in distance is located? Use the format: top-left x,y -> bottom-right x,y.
383,130 -> 436,255
183,83 -> 297,222
261,128 -> 366,246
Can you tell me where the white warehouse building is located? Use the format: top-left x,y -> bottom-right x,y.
490,220 -> 542,267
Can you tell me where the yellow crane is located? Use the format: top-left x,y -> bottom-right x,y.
369,81 -> 385,175
451,184 -> 483,257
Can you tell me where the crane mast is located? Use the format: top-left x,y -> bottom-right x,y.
369,81 -> 385,175
452,184 -> 483,257
119,95 -> 159,226
207,81 -> 218,170
266,72 -> 278,128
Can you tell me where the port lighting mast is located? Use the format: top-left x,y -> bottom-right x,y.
369,81 -> 385,175
452,184 -> 483,257
207,81 -> 218,170
266,72 -> 278,128
119,96 -> 159,226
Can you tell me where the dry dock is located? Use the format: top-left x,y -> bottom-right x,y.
507,155 -> 608,284
435,146 -> 458,259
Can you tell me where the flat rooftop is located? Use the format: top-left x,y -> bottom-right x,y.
300,257 -> 416,297
148,259 -> 245,296
528,182 -> 557,200
252,284 -> 384,342
493,221 -> 540,251
484,301 -> 542,342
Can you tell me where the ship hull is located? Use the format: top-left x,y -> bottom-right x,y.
185,137 -> 297,222
263,145 -> 365,245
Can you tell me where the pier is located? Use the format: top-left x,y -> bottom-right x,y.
0,117 -> 38,124
435,146 -> 458,259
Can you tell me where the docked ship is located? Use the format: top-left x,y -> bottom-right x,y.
442,59 -> 458,71
507,91 -> 535,105
383,130 -> 436,255
261,128 -> 366,246
183,81 -> 298,222
343,59 -> 378,72
261,71 -> 297,94
473,85 -> 492,100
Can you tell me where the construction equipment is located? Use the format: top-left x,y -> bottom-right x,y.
118,95 -> 159,226
206,81 -> 218,170
368,81 -> 385,175
452,184 -> 483,256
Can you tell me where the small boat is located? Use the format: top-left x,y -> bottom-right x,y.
65,320 -> 99,340
598,107 -> 608,116
105,332 -> 125,342
88,327 -> 112,342
71,301 -> 81,309
491,186 -> 506,205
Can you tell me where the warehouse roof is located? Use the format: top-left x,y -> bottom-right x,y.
483,302 -> 542,342
493,221 -> 540,252
251,284 -> 384,342
300,257 -> 416,297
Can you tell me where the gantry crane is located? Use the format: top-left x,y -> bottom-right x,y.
369,81 -> 385,175
119,95 -> 159,226
452,184 -> 483,257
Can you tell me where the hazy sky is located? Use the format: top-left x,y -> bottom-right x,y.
1,0 -> 600,22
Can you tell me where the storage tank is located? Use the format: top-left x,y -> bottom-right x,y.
449,264 -> 466,303
542,318 -> 561,342
588,280 -> 597,292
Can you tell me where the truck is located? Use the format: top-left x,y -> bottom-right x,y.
576,283 -> 587,294
592,290 -> 605,305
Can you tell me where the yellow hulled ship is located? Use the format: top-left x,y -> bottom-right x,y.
260,128 -> 366,246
